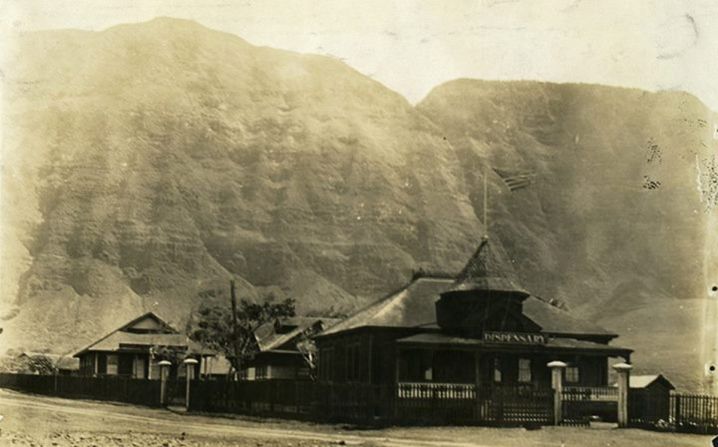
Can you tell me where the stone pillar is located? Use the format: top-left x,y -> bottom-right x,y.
613,362 -> 632,428
547,360 -> 567,425
158,360 -> 171,406
183,358 -> 199,411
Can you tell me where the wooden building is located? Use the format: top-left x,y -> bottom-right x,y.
14,352 -> 79,376
74,312 -> 208,379
243,317 -> 339,380
316,237 -> 632,391
628,374 -> 675,424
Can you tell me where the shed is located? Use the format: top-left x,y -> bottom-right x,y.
627,374 -> 675,424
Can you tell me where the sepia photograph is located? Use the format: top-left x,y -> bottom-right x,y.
0,1 -> 717,446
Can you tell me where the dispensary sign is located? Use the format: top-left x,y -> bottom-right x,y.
483,331 -> 547,345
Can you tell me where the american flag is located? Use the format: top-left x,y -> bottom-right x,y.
493,168 -> 536,191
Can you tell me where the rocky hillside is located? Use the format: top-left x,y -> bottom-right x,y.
1,18 -> 715,390
418,80 -> 717,390
1,18 -> 481,352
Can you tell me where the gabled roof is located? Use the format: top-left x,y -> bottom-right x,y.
448,237 -> 528,294
630,374 -> 675,390
73,312 -> 199,357
321,276 -> 616,338
254,316 -> 341,352
321,277 -> 454,335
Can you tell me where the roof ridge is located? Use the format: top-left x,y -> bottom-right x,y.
73,311 -> 177,357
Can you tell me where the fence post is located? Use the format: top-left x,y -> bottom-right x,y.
613,362 -> 632,428
674,394 -> 681,428
547,360 -> 567,426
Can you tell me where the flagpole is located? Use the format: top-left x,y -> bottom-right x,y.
483,164 -> 488,240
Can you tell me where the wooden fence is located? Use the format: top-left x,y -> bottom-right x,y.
0,373 -> 161,407
629,392 -> 718,434
4,373 -> 716,433
189,380 -> 554,426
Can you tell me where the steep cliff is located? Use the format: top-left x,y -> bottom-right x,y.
1,18 -> 480,350
418,80 -> 717,390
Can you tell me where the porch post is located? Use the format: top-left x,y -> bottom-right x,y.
613,362 -> 632,428
394,347 -> 401,384
474,351 -> 481,419
547,360 -> 567,426
393,346 -> 401,419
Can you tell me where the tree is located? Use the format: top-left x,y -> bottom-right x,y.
295,331 -> 318,381
189,288 -> 295,378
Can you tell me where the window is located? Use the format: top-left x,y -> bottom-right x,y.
493,357 -> 502,383
565,366 -> 580,383
402,349 -> 432,382
518,358 -> 532,383
345,343 -> 361,382
255,365 -> 268,380
133,356 -> 146,379
106,354 -> 118,375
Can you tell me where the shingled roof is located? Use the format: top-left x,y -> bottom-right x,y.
321,277 -> 454,335
254,316 -> 341,352
448,236 -> 528,295
321,276 -> 616,338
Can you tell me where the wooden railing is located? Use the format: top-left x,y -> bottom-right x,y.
563,386 -> 619,402
397,382 -> 476,399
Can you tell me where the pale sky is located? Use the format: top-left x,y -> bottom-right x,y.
1,0 -> 717,109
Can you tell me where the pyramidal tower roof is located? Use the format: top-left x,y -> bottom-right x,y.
449,236 -> 528,295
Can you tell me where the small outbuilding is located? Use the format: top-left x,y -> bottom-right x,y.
628,374 -> 676,424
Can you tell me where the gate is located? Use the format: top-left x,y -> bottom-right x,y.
164,377 -> 187,407
478,386 -> 554,425
561,387 -> 618,425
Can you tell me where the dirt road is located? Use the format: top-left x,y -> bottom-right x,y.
0,388 -> 712,447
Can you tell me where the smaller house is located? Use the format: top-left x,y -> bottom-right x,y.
74,312 -> 209,379
243,317 -> 339,380
15,352 -> 79,375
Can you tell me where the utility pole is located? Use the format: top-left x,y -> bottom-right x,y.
483,163 -> 489,239
230,279 -> 240,381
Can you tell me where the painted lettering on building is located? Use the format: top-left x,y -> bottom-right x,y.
483,331 -> 547,345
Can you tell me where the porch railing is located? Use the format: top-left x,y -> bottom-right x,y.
563,386 -> 619,402
397,382 -> 476,399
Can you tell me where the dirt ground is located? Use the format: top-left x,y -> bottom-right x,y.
0,388 -> 713,447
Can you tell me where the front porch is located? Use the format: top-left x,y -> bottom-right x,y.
391,336 -> 631,425
394,342 -> 629,389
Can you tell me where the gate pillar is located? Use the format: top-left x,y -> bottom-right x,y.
158,360 -> 172,406
183,358 -> 199,411
547,360 -> 567,425
613,362 -> 633,427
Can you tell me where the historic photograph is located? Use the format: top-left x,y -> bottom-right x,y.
1,1 -> 717,446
